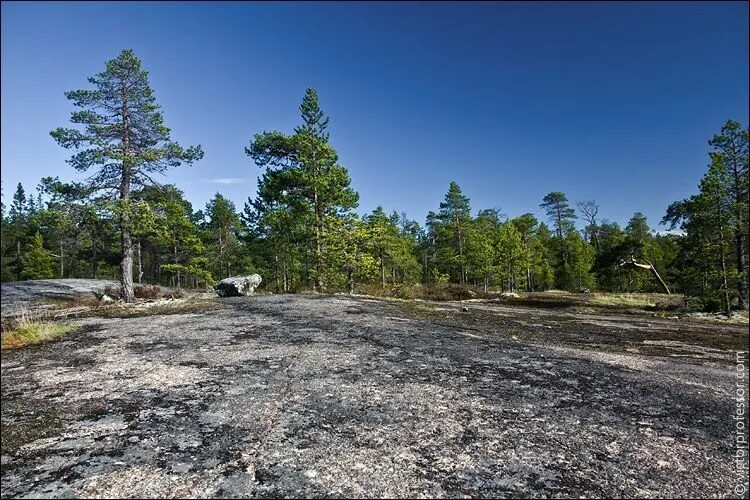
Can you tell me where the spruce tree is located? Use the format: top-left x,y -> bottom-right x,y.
20,232 -> 55,280
8,183 -> 27,281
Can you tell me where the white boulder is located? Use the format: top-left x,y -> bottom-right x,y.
214,275 -> 262,297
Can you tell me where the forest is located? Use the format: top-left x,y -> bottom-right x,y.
1,50 -> 748,315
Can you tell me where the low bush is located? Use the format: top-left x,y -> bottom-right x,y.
134,285 -> 163,299
701,296 -> 724,313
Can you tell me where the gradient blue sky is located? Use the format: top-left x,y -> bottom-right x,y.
2,1 -> 748,230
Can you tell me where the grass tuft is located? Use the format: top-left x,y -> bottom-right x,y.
1,306 -> 76,350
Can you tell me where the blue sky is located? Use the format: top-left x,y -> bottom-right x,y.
2,1 -> 748,231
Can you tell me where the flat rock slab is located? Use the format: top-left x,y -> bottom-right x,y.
1,279 -> 120,305
1,295 -> 747,498
1,280 -> 175,318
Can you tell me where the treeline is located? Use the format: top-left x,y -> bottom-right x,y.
0,50 -> 747,313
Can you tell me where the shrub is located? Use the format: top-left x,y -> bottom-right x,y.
392,283 -> 421,300
701,296 -> 724,313
430,269 -> 450,285
134,285 -> 163,299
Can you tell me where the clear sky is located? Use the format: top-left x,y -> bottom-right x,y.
2,1 -> 748,231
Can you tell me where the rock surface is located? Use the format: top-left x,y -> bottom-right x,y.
0,279 -> 174,319
1,279 -> 119,304
214,275 -> 262,297
1,294 -> 747,498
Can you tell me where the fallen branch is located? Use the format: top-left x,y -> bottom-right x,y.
617,256 -> 672,295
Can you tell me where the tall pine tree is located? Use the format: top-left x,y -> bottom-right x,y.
51,49 -> 203,301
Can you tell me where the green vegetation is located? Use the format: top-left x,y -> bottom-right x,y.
48,49 -> 203,302
20,232 -> 55,280
0,49 -> 747,315
1,308 -> 76,350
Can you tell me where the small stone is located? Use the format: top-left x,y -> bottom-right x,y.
304,469 -> 318,478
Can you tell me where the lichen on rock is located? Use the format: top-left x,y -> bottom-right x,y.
214,275 -> 262,297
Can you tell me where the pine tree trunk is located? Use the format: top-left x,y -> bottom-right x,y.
274,250 -> 280,293
593,230 -> 600,254
526,267 -> 532,292
119,80 -> 135,303
16,240 -> 21,281
720,246 -> 731,317
218,233 -> 224,280
92,229 -> 98,279
314,205 -> 323,291
729,145 -> 748,310
120,229 -> 135,302
283,256 -> 289,292
380,248 -> 386,287
137,240 -> 143,284
717,208 -> 732,317
457,222 -> 465,285
737,230 -> 747,310
59,240 -> 64,278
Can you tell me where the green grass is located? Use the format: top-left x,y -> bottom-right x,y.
589,293 -> 683,311
1,318 -> 76,350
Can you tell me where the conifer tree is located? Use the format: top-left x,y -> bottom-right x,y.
51,49 -> 203,301
20,232 -> 55,280
437,182 -> 472,284
247,88 -> 358,291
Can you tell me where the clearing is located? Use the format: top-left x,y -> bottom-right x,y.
1,292 -> 748,498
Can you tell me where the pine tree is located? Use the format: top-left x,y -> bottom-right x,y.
437,182 -> 472,284
540,192 -> 576,240
247,88 -> 358,291
540,192 -> 577,288
699,158 -> 734,316
204,193 -> 242,280
366,207 -> 396,287
466,210 -> 501,291
511,213 -> 539,291
51,49 -> 203,301
497,222 -> 527,292
708,119 -> 749,309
